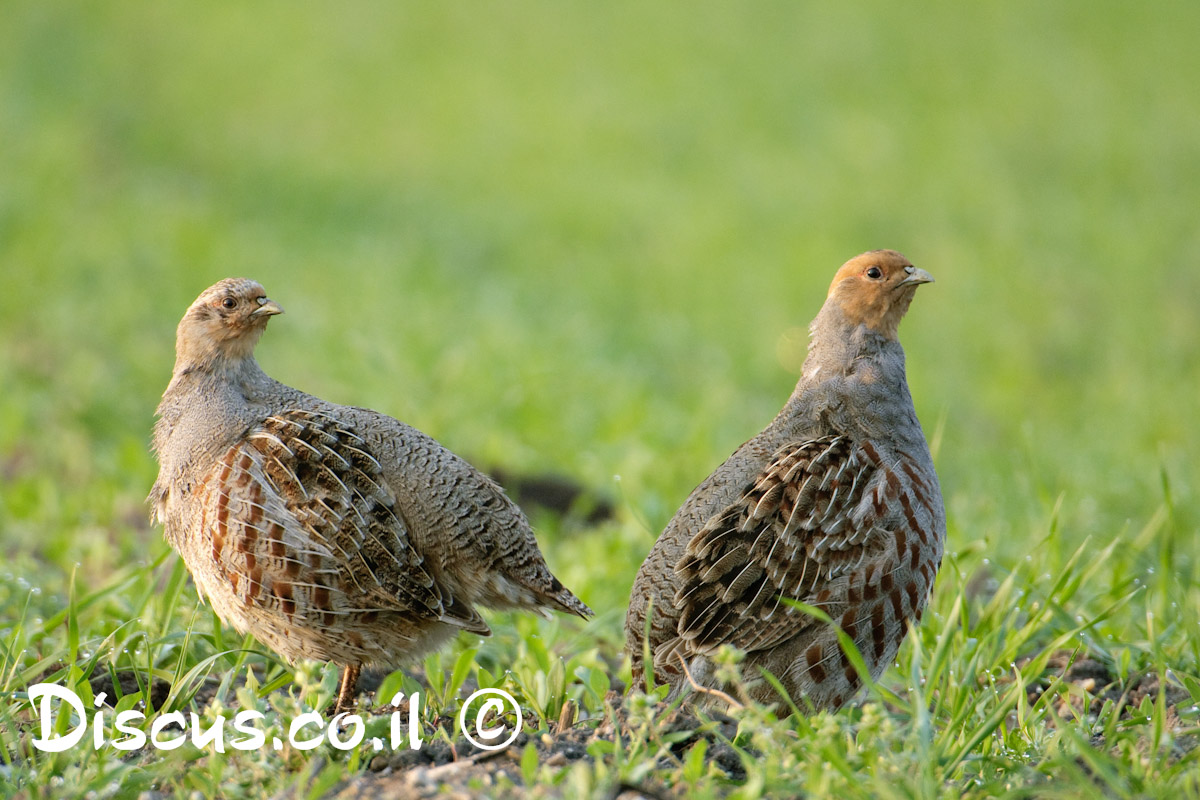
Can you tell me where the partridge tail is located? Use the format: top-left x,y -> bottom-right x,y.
543,581 -> 593,619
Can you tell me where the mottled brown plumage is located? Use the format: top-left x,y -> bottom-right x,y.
151,279 -> 590,713
625,250 -> 944,712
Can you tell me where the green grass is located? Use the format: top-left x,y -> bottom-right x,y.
2,1 -> 1199,797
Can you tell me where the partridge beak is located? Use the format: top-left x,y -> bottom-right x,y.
898,267 -> 934,287
252,298 -> 285,317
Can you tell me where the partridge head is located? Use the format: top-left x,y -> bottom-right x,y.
173,278 -> 284,369
824,250 -> 934,340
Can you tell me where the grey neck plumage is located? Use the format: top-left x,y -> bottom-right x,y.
774,301 -> 918,445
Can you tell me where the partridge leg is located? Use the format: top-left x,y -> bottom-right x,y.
334,664 -> 362,715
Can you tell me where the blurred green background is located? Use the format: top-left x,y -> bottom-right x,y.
2,1 -> 1198,619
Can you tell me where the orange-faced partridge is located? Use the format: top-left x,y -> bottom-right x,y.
150,279 -> 591,713
625,250 -> 944,712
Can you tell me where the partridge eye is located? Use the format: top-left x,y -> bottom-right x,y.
221,297 -> 237,310
866,266 -> 883,280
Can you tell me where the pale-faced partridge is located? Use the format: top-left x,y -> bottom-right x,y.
150,279 -> 591,713
625,250 -> 944,712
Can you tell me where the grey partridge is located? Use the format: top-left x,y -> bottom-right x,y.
150,278 -> 591,714
625,250 -> 944,712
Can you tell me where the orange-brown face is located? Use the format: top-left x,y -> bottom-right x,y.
826,250 -> 933,339
176,278 -> 284,364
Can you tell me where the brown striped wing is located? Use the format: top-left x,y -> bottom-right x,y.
197,409 -> 486,633
674,435 -> 896,655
